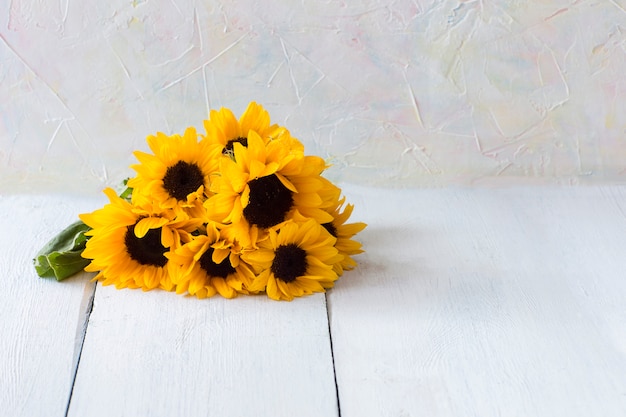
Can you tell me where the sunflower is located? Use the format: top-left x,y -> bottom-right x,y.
322,197 -> 367,276
242,219 -> 343,301
201,101 -> 286,157
204,130 -> 336,249
79,188 -> 202,291
166,223 -> 255,299
127,126 -> 217,214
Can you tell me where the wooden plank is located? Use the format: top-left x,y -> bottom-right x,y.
328,185 -> 626,417
0,194 -> 100,417
67,286 -> 338,417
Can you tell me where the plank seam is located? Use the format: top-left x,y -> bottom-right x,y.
325,293 -> 342,417
64,282 -> 97,417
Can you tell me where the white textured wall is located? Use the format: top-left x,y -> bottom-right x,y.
2,0 -> 626,193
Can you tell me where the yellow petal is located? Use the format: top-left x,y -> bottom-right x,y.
212,247 -> 231,264
275,173 -> 298,193
135,217 -> 169,238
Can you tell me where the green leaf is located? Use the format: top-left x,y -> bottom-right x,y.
119,186 -> 133,201
33,220 -> 92,281
119,177 -> 133,201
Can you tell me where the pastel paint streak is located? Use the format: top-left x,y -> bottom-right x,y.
1,0 -> 626,193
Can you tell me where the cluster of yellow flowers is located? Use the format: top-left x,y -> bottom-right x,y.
78,102 -> 365,301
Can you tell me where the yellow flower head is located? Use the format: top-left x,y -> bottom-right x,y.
166,223 -> 255,299
202,101 -> 285,157
322,197 -> 367,276
79,188 -> 202,291
128,127 -> 217,214
242,219 -> 343,301
204,128 -> 338,250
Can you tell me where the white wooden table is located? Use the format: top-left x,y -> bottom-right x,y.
2,185 -> 625,417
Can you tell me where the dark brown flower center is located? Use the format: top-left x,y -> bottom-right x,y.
125,223 -> 168,267
162,160 -> 204,201
243,174 -> 294,229
322,222 -> 337,237
271,243 -> 307,283
222,137 -> 248,157
199,247 -> 235,278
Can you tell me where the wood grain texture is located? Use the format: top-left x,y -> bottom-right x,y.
329,185 -> 626,417
5,186 -> 626,417
67,286 -> 338,417
0,194 -> 99,417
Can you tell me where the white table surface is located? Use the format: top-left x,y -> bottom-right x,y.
1,184 -> 625,417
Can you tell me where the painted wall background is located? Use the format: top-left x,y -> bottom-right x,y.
1,0 -> 626,193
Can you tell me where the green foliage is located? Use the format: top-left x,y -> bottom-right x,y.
33,220 -> 91,281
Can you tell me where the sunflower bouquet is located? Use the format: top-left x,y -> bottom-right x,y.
34,102 -> 365,301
